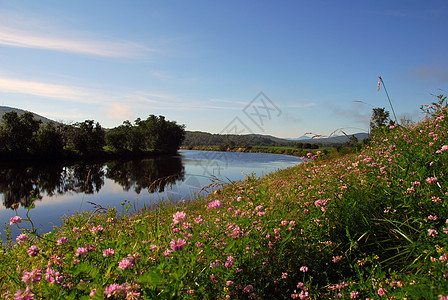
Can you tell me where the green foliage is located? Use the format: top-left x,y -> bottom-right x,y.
34,123 -> 64,156
70,120 -> 106,154
0,111 -> 185,160
105,115 -> 185,154
0,111 -> 41,154
369,107 -> 390,135
2,99 -> 448,298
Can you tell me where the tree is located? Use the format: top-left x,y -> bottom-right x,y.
0,111 -> 42,154
71,120 -> 105,154
344,135 -> 358,147
35,122 -> 64,156
105,115 -> 185,154
369,107 -> 390,135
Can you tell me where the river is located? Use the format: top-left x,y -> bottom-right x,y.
0,150 -> 301,242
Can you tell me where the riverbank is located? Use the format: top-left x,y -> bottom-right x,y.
180,144 -> 354,158
2,101 -> 448,299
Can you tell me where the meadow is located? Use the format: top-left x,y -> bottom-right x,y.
2,97 -> 448,299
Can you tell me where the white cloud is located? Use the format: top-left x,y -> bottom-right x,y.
0,77 -> 95,103
0,13 -> 155,58
0,76 -> 174,107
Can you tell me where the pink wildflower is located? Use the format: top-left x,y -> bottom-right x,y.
89,289 -> 97,297
56,237 -> 69,245
208,200 -> 223,209
14,287 -> 34,300
173,211 -> 186,224
91,225 -> 104,234
118,258 -> 134,270
332,256 -> 342,263
170,238 -> 186,251
103,248 -> 116,257
194,215 -> 204,224
407,187 -> 415,193
299,290 -> 309,299
428,229 -> 439,236
45,267 -> 64,284
225,256 -> 236,268
27,245 -> 39,257
300,266 -> 309,272
9,216 -> 22,226
21,269 -> 42,285
426,177 -> 438,184
104,283 -> 124,298
377,288 -> 387,296
75,247 -> 88,257
16,233 -> 28,244
350,291 -> 359,298
126,291 -> 141,300
243,285 -> 254,293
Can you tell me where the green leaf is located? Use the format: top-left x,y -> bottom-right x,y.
92,288 -> 104,300
137,270 -> 163,285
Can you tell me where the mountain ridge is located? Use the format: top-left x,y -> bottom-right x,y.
0,106 -> 55,125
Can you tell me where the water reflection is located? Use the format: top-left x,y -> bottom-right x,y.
0,156 -> 184,209
105,157 -> 185,194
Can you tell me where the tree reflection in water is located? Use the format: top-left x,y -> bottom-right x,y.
0,156 -> 184,209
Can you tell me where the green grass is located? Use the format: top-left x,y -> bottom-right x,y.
2,98 -> 448,299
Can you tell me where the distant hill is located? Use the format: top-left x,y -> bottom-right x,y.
0,106 -> 55,125
286,136 -> 312,141
309,133 -> 369,144
183,131 -> 369,147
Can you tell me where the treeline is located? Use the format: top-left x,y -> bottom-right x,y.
182,131 -> 300,148
182,131 -> 367,149
0,111 -> 185,161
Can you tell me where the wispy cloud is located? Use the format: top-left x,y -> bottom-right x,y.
0,26 -> 151,58
0,76 -> 174,106
0,77 -> 95,103
0,13 -> 155,58
404,65 -> 448,83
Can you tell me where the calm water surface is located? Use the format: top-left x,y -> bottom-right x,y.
0,150 -> 301,240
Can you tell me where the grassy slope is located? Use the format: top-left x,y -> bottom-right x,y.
1,101 -> 448,299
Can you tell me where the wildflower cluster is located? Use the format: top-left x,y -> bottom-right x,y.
2,98 -> 448,298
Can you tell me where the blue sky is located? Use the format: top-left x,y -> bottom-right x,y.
0,1 -> 447,138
